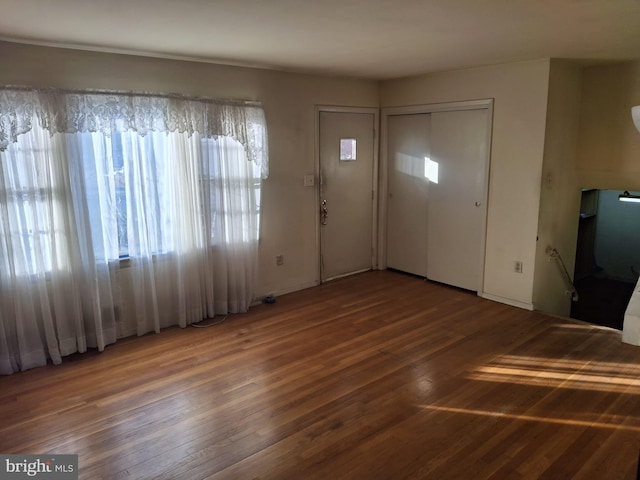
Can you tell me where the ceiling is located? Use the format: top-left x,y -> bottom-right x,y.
1,0 -> 639,79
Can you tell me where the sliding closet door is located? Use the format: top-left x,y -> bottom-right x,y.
386,114 -> 431,277
426,109 -> 489,291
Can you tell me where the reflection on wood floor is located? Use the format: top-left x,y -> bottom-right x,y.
1,270 -> 639,479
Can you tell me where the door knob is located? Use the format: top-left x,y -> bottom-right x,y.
321,199 -> 328,225
475,201 -> 482,207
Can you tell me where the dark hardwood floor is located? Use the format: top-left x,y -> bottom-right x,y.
1,270 -> 640,479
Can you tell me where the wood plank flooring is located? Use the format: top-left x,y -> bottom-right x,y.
1,270 -> 640,479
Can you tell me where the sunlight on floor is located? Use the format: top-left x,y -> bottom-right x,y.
554,323 -> 615,331
431,347 -> 640,433
418,404 -> 640,432
466,354 -> 640,394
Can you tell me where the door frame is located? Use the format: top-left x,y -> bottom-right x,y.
315,105 -> 380,283
379,99 -> 494,294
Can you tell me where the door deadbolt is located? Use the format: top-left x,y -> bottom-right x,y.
321,199 -> 328,225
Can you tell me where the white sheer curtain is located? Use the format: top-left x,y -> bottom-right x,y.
0,120 -> 118,374
201,135 -> 262,315
0,87 -> 268,374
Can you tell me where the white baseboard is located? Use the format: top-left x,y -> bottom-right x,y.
480,292 -> 534,311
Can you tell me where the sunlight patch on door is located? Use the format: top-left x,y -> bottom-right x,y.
395,153 -> 438,183
424,157 -> 439,183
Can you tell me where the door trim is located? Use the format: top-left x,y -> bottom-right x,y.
315,106 -> 380,283
379,99 -> 494,294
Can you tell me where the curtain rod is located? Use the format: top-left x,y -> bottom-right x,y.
0,84 -> 263,108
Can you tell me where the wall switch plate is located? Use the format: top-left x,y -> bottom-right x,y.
303,174 -> 314,187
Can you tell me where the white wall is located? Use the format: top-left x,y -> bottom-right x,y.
578,61 -> 640,190
532,60 -> 582,316
380,60 -> 551,308
0,41 -> 380,300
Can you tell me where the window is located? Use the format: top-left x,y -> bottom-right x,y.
0,88 -> 269,273
340,138 -> 357,161
74,130 -> 264,262
201,136 -> 262,244
0,125 -> 70,275
0,86 -> 269,375
79,130 -> 173,261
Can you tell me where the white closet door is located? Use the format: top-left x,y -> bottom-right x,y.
427,109 -> 489,291
386,114 -> 431,277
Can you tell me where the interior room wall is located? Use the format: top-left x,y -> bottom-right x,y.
380,60 -> 551,309
0,41 -> 380,305
532,60 -> 582,317
577,61 -> 640,190
8,40 -> 638,325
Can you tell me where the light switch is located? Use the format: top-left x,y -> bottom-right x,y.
304,174 -> 315,187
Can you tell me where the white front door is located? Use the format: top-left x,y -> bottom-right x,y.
319,110 -> 376,281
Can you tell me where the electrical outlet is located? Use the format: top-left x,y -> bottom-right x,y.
514,261 -> 523,273
276,255 -> 284,266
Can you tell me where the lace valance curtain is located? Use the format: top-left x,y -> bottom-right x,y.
0,87 -> 269,178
